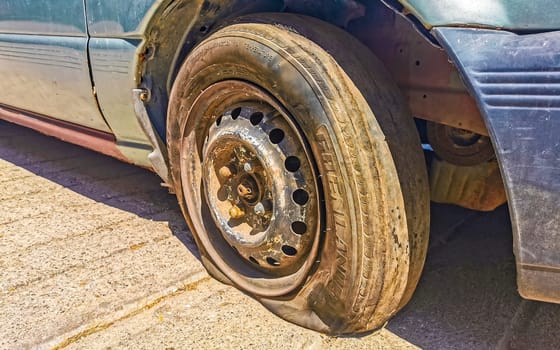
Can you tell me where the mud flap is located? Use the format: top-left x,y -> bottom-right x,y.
434,28 -> 560,303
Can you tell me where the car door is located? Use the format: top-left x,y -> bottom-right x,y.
0,0 -> 111,132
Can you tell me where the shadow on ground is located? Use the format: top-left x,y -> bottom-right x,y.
388,204 -> 560,350
2,120 -> 560,349
0,120 -> 198,256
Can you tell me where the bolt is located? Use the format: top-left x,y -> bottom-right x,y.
229,205 -> 245,219
139,89 -> 150,102
254,202 -> 265,216
218,166 -> 232,179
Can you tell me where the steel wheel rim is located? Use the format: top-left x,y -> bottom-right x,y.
180,80 -> 321,297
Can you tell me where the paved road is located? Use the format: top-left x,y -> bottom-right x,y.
1,120 -> 559,350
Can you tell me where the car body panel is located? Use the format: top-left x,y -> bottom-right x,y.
83,0 -> 211,167
85,0 -> 162,38
89,37 -> 153,167
394,0 -> 560,30
0,0 -> 111,133
0,0 -> 86,35
0,34 -> 112,133
435,27 -> 560,302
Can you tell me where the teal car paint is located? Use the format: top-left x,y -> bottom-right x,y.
0,0 -> 110,133
89,38 -> 153,167
0,0 -> 86,35
85,0 -> 162,37
391,0 -> 560,30
85,0 -> 165,166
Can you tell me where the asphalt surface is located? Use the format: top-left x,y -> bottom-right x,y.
1,119 -> 560,350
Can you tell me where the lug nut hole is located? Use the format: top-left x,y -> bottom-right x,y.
293,189 -> 309,205
291,221 -> 307,235
231,107 -> 242,120
266,257 -> 280,266
282,245 -> 298,256
250,112 -> 264,125
269,129 -> 285,144
285,156 -> 301,172
249,256 -> 259,265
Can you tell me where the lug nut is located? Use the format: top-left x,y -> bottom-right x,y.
218,166 -> 232,179
139,89 -> 150,102
229,205 -> 245,219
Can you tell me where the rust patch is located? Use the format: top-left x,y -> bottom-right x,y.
348,3 -> 487,135
0,104 -> 128,163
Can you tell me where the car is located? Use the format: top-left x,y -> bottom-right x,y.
0,0 -> 558,335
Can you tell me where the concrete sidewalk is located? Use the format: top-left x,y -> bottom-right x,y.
1,120 -> 559,349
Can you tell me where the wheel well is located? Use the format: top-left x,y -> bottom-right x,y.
139,0 -> 284,140
139,0 -> 486,141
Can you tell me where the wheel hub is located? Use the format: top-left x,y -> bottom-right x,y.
427,122 -> 495,166
202,104 -> 318,274
236,175 -> 259,203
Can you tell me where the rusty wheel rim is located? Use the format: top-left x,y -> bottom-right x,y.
180,81 -> 321,296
